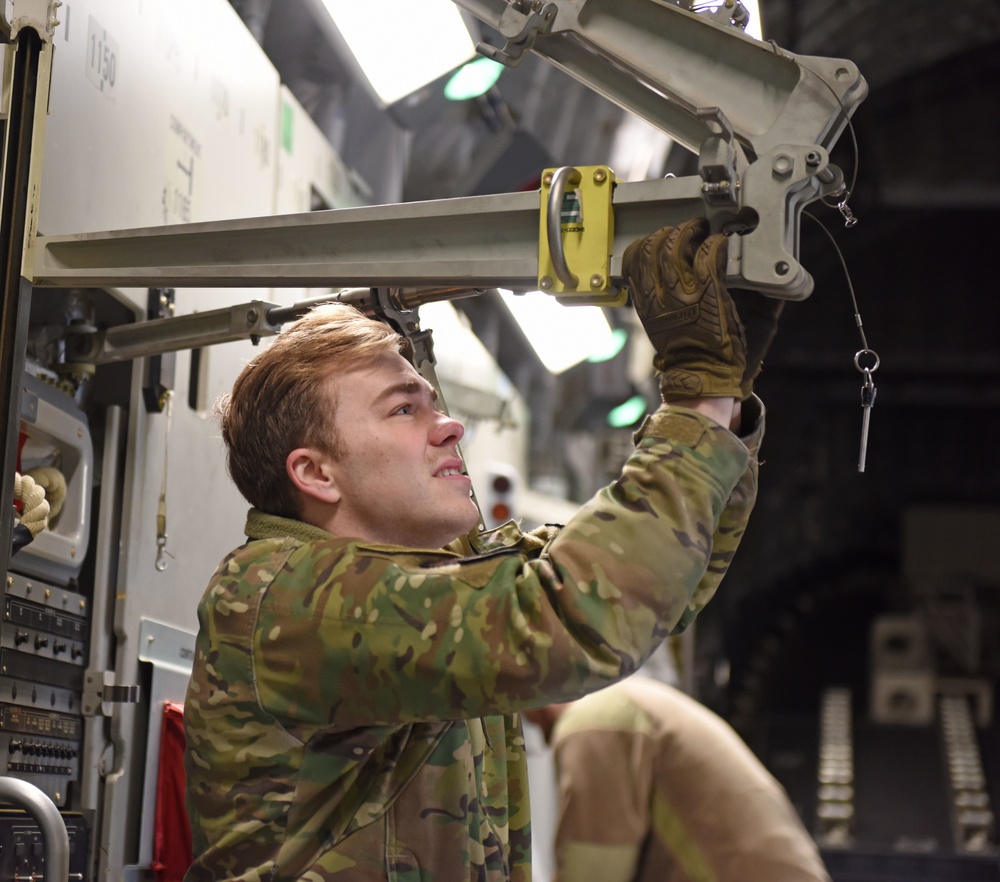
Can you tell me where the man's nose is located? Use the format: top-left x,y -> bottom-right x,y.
431,411 -> 465,446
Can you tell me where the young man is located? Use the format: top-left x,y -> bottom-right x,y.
183,219 -> 781,880
524,677 -> 832,882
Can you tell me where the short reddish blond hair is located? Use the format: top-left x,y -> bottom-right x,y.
216,303 -> 403,518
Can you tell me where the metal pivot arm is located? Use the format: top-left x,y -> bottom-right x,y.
453,0 -> 868,160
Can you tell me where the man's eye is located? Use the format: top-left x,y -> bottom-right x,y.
394,403 -> 415,415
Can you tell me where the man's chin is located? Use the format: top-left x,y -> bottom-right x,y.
447,506 -> 484,544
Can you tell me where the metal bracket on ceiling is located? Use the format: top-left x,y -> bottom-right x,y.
698,0 -> 751,33
476,1 -> 558,68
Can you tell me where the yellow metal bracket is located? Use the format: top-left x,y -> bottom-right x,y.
537,165 -> 627,306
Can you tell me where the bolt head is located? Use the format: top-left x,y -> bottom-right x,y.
772,155 -> 793,178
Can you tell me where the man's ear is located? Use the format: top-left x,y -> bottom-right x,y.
286,448 -> 341,504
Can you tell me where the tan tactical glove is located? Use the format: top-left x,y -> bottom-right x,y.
623,218 -> 782,401
730,286 -> 784,399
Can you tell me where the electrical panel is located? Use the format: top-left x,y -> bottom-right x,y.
0,812 -> 90,880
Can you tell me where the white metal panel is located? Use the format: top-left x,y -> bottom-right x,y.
275,85 -> 371,214
39,0 -> 280,240
270,85 -> 372,313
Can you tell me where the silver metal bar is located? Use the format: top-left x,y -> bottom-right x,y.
0,776 -> 71,881
93,300 -> 282,364
534,33 -> 727,159
63,288 -> 490,366
546,166 -> 581,287
31,190 -> 542,290
32,169 -> 838,300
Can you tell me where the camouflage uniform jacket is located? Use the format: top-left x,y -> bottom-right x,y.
546,677 -> 832,882
183,399 -> 765,882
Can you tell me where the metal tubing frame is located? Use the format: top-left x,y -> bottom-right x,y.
0,777 -> 71,881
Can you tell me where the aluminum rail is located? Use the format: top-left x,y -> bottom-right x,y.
30,189 -> 545,291
0,777 -> 71,881
31,160 -> 840,300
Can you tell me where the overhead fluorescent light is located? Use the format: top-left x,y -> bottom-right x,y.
588,328 -> 629,363
607,394 -> 649,429
696,0 -> 763,39
317,0 -> 477,107
498,289 -> 617,374
445,57 -> 505,101
742,0 -> 763,40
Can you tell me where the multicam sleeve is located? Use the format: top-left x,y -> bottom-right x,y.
255,404 -> 760,727
671,394 -> 764,632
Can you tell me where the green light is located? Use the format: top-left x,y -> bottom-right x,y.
587,328 -> 628,363
444,57 -> 504,101
607,395 -> 648,429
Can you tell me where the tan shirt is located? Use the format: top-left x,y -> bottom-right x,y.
549,678 -> 831,882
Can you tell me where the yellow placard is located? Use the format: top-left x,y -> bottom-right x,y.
537,165 -> 627,306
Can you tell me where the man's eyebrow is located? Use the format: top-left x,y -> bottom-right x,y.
371,379 -> 438,406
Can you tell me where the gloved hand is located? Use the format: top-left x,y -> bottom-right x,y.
730,287 -> 784,399
623,218 -> 782,401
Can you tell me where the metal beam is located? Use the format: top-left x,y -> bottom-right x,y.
31,189 -> 545,290
31,162 -> 842,300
